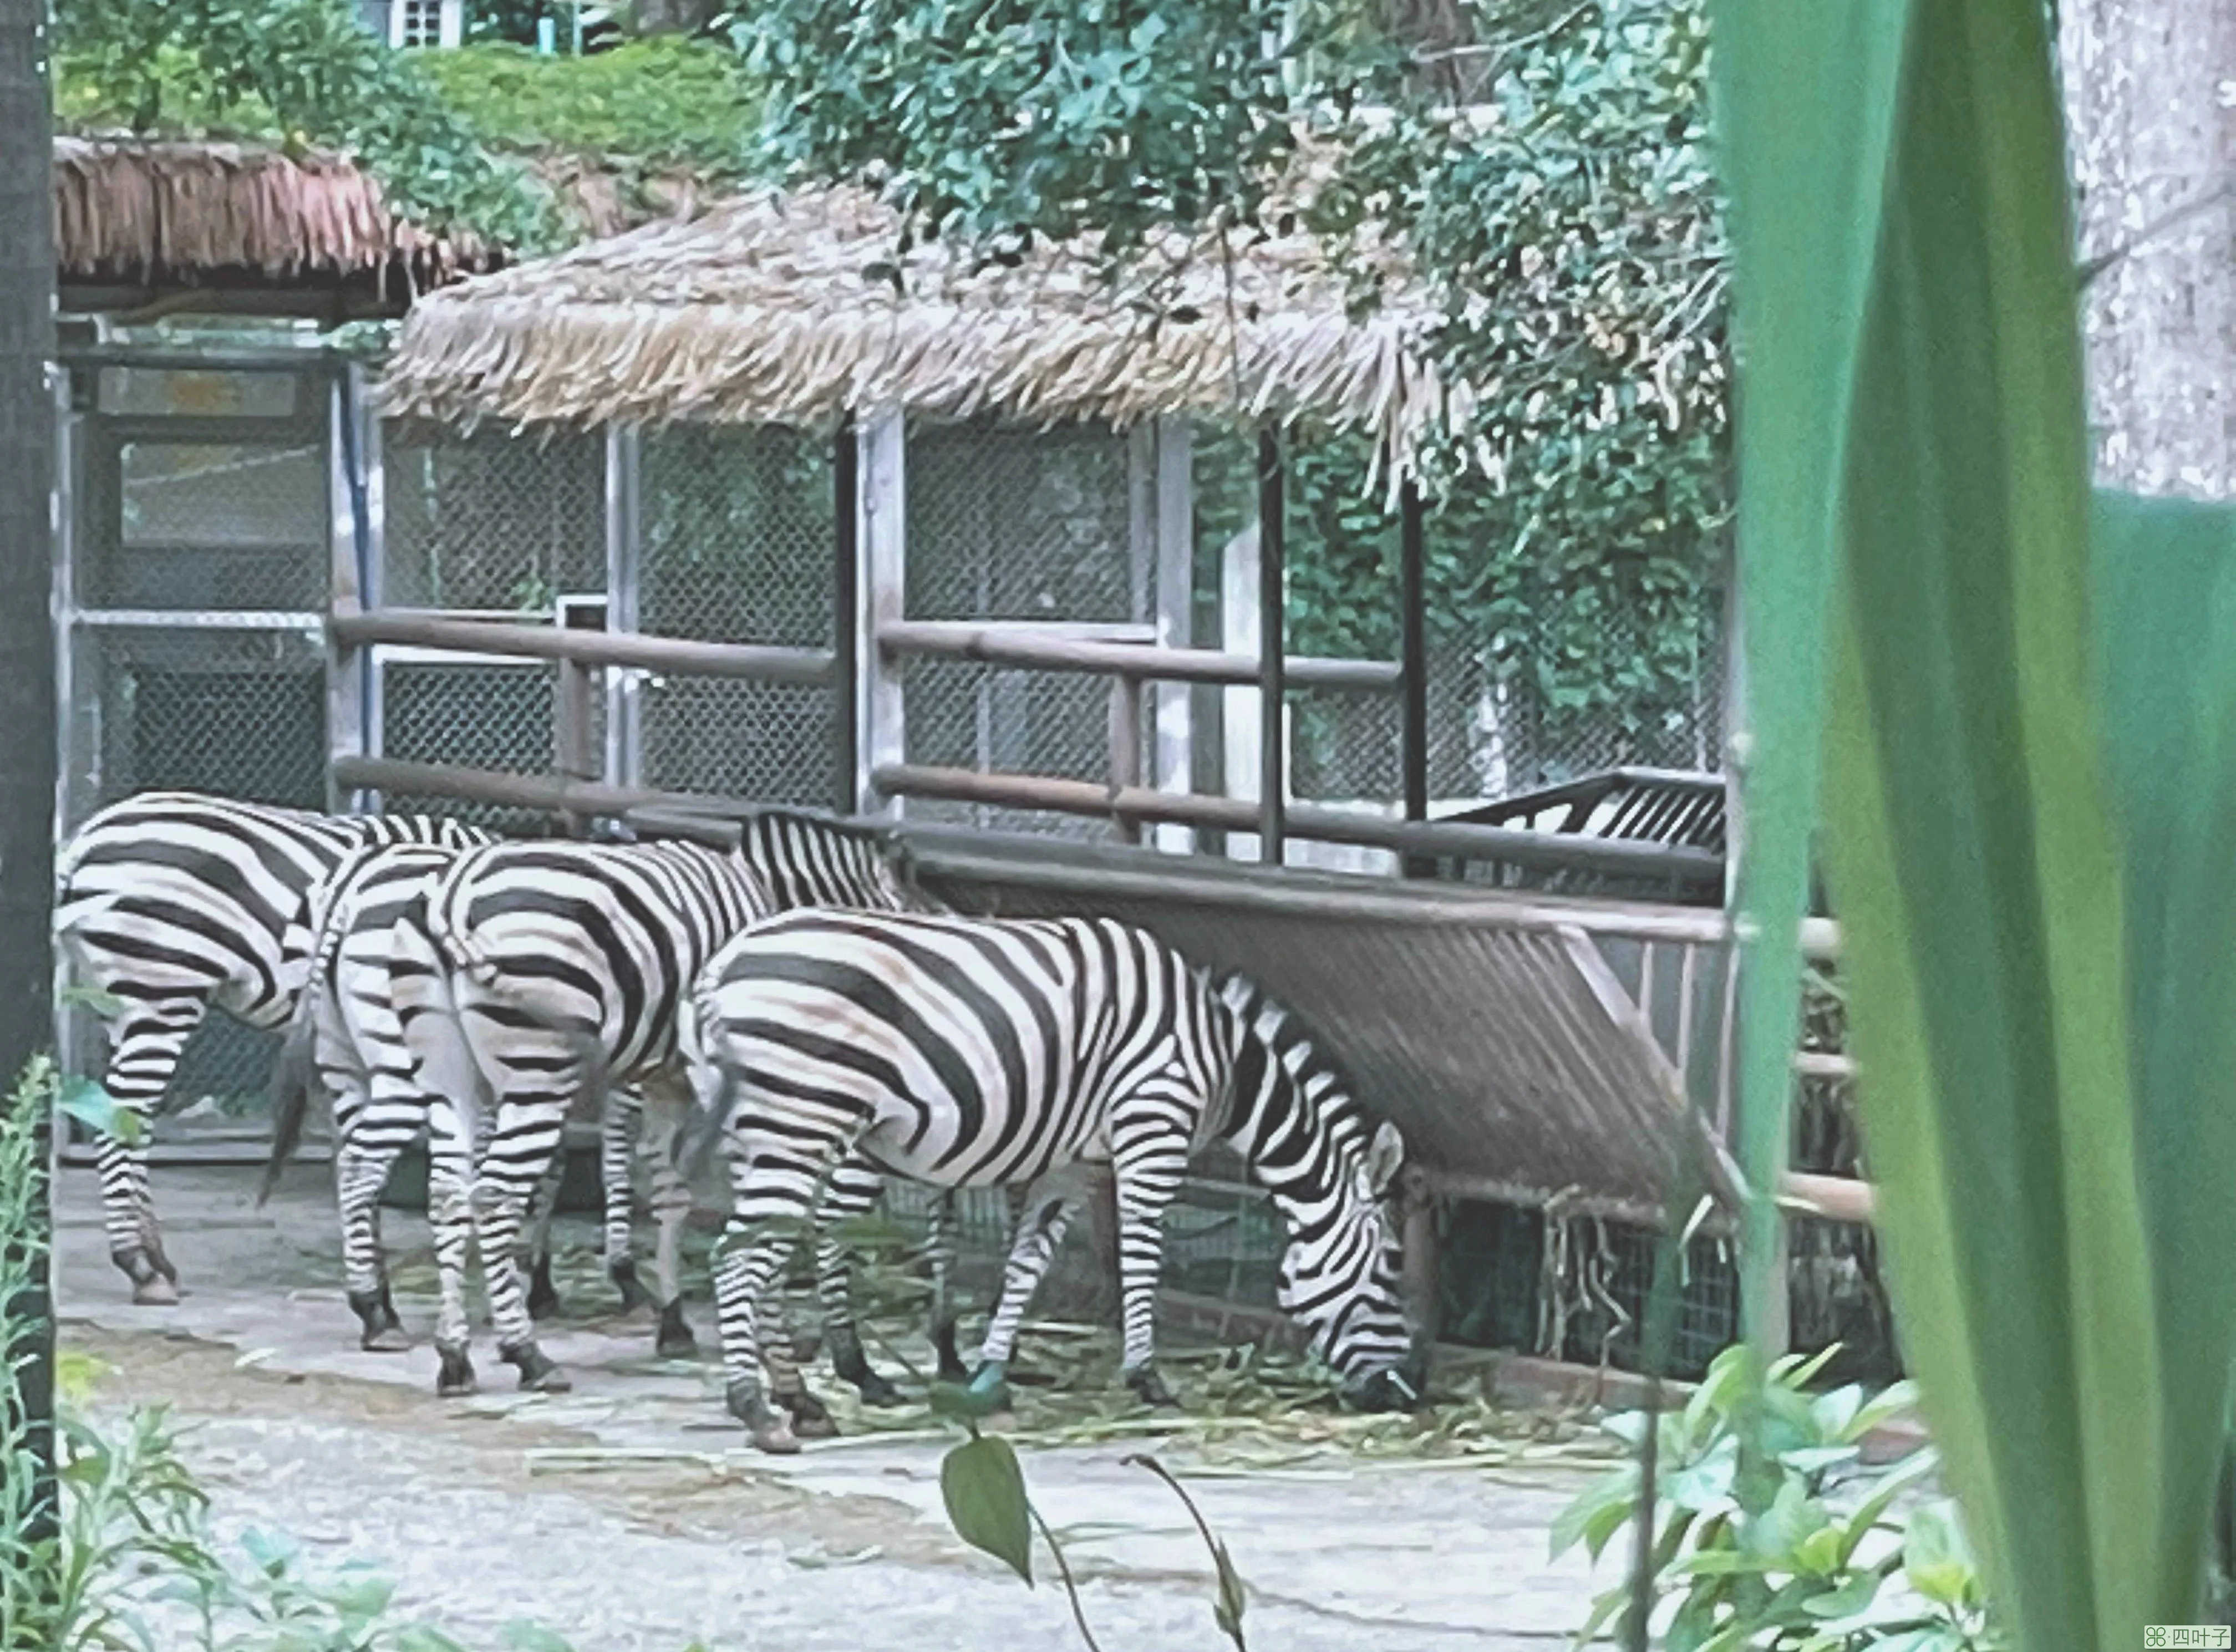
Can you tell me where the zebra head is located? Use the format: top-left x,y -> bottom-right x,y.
1214,973 -> 1424,1411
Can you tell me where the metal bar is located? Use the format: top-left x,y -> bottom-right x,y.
832,414 -> 859,812
1109,673 -> 1142,846
54,346 -> 342,370
902,825 -> 1834,948
333,755 -> 695,818
1152,416 -> 1195,855
874,761 -> 1727,880
857,410 -> 907,816
330,609 -> 836,684
1258,428 -> 1286,865
1778,1171 -> 1875,1226
875,618 -> 1398,691
74,608 -> 324,630
603,426 -> 643,791
1399,475 -> 1430,877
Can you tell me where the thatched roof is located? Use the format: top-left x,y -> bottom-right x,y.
379,182 -> 1451,464
54,137 -> 495,287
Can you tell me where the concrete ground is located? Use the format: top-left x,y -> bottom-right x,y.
55,1161 -> 1615,1652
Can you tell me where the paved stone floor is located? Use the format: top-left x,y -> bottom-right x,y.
56,1161 -> 1612,1652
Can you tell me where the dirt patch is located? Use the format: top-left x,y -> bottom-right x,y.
63,1321 -> 964,1569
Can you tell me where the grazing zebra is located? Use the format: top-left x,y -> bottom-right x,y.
393,811 -> 938,1402
679,910 -> 1425,1453
53,791 -> 489,1302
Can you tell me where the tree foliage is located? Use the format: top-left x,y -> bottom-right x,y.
748,0 -> 1731,778
54,0 -> 562,252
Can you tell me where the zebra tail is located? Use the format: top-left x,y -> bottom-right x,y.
675,990 -> 738,1185
260,998 -> 318,1208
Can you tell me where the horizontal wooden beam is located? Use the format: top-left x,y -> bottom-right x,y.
1778,1170 -> 1876,1226
878,619 -> 1402,691
332,609 -> 836,685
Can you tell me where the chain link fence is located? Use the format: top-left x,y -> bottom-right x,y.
636,425 -> 843,809
903,419 -> 1145,839
60,360 -> 338,1125
381,420 -> 605,612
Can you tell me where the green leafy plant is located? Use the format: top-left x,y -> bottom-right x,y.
930,1384 -> 1248,1650
1555,1348 -> 1995,1652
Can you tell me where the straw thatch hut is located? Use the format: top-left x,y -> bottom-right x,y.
378,180 -> 1451,469
53,137 -> 504,319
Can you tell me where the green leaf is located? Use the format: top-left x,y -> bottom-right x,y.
1900,1505 -> 1975,1612
57,1077 -> 141,1143
1209,1534 -> 1247,1647
59,984 -> 125,1016
928,1381 -> 1004,1422
939,1434 -> 1034,1585
1800,1567 -> 1884,1620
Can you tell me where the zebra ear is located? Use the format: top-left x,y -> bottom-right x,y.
1363,1121 -> 1404,1199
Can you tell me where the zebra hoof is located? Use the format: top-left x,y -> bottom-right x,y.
726,1378 -> 799,1452
964,1363 -> 1013,1413
349,1289 -> 410,1351
781,1389 -> 837,1439
437,1348 -> 477,1397
609,1257 -> 653,1315
501,1343 -> 573,1394
848,1368 -> 903,1409
527,1257 -> 562,1321
115,1248 -> 180,1305
654,1300 -> 698,1360
1124,1365 -> 1181,1410
131,1274 -> 181,1307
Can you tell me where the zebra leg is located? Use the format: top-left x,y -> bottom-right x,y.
600,1089 -> 653,1314
713,1125 -> 865,1453
328,1077 -> 409,1353
924,1192 -> 968,1384
812,1157 -> 901,1407
524,1150 -> 566,1322
425,1093 -> 479,1397
474,1101 -> 574,1393
634,1071 -> 698,1358
969,1166 -> 1090,1406
1110,1112 -> 1192,1409
93,1002 -> 204,1303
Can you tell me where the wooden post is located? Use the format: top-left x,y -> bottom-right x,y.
326,365 -> 371,816
1109,672 -> 1142,844
1399,474 -> 1431,877
1257,428 -> 1286,865
832,415 -> 859,814
552,652 -> 596,838
1400,1167 -> 1441,1377
857,410 -> 907,818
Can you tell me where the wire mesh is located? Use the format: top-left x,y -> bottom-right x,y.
1191,424 -> 1726,806
377,657 -> 583,833
67,624 -> 328,818
380,420 -> 605,611
60,623 -> 330,1121
634,424 -> 844,807
903,419 -> 1142,837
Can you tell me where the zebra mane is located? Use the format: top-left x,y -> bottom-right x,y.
1210,969 -> 1389,1156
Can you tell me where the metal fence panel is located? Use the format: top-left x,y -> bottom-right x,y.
381,420 -> 604,611
903,419 -> 1141,838
636,425 -> 843,807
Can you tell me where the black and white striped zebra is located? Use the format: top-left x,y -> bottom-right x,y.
394,811 -> 937,1402
679,909 -> 1424,1453
53,791 -> 489,1302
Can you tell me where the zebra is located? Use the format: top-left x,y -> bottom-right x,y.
392,810 -> 940,1402
53,790 -> 490,1303
678,909 -> 1426,1453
